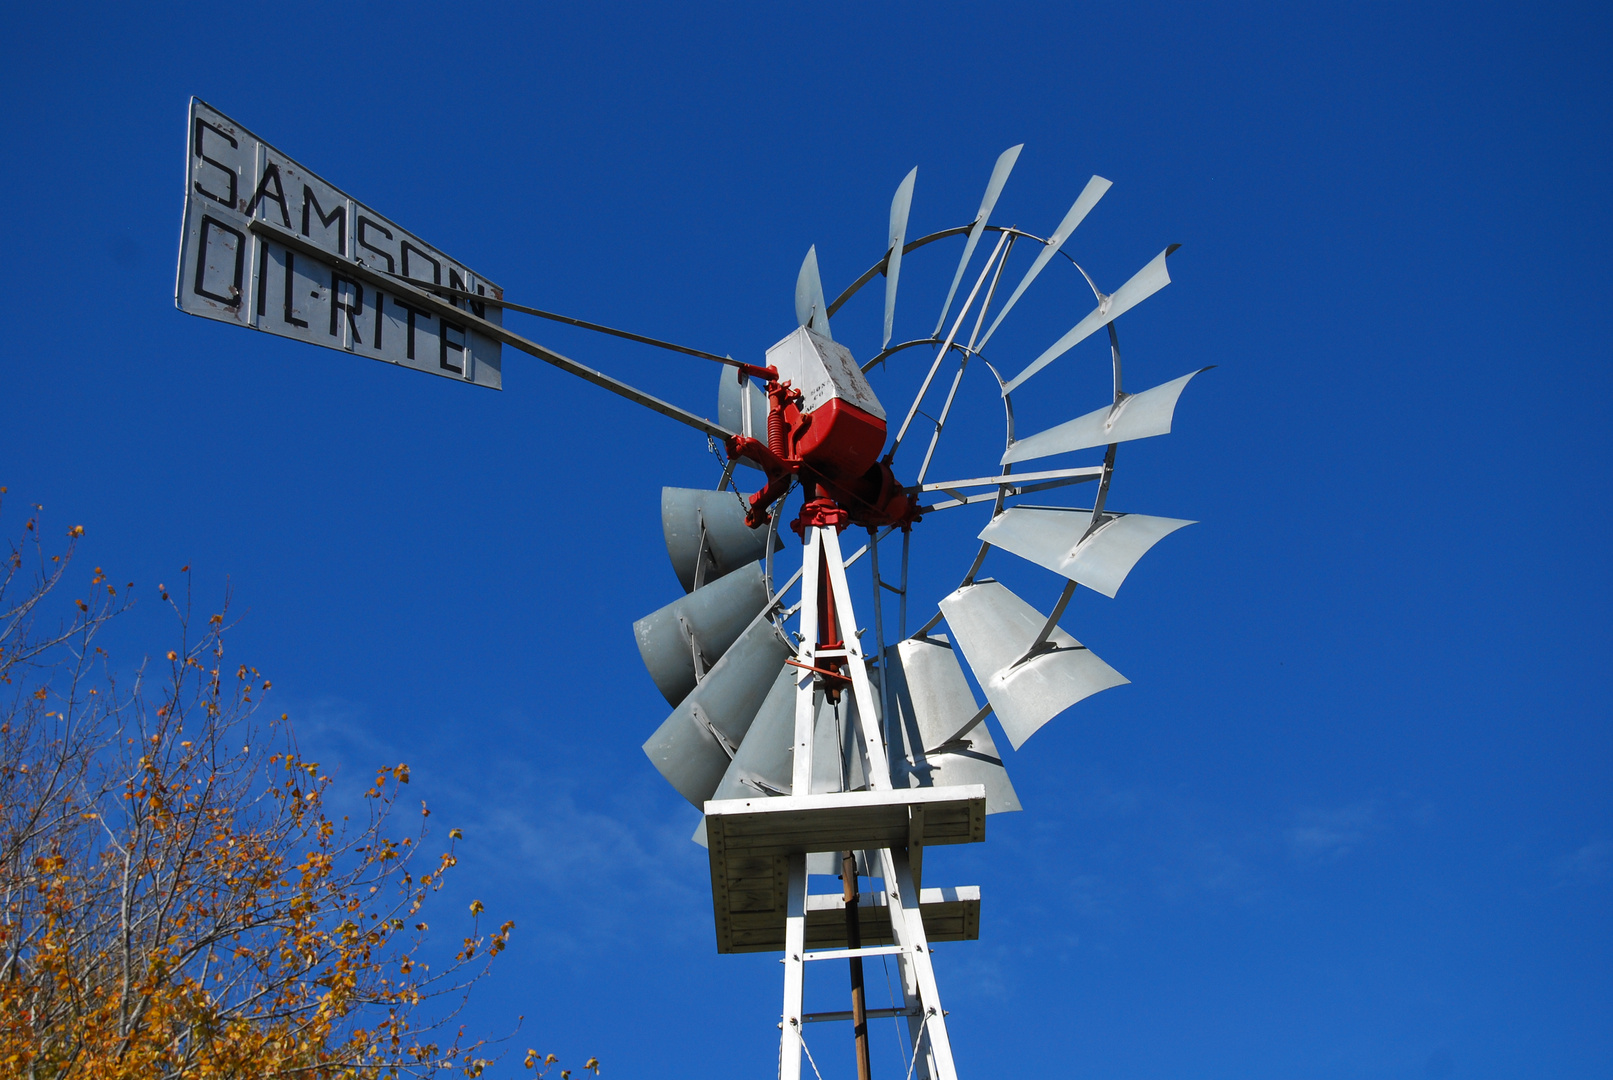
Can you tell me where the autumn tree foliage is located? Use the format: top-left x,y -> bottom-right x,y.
0,499 -> 592,1080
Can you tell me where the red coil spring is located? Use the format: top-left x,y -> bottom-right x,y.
768,400 -> 786,459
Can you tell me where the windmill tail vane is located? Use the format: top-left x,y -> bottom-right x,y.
174,99 -> 1205,1079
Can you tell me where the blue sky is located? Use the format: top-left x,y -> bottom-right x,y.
3,3 -> 1610,1077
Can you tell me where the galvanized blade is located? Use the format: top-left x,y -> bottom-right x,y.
708,665 -> 797,802
1002,245 -> 1179,396
634,563 -> 771,707
886,638 -> 1020,814
977,175 -> 1111,353
1002,367 -> 1210,464
717,367 -> 768,471
939,580 -> 1127,750
794,246 -> 832,342
703,665 -> 879,808
884,167 -> 917,350
662,487 -> 769,593
642,616 -> 793,807
979,507 -> 1194,598
933,144 -> 1024,337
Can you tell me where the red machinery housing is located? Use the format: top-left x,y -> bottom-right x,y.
725,326 -> 915,536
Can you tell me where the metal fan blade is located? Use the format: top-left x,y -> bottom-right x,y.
794,246 -> 832,342
717,367 -> 768,471
886,637 -> 1020,814
707,665 -> 797,803
1002,367 -> 1210,464
939,580 -> 1127,750
703,662 -> 876,807
977,175 -> 1111,352
978,507 -> 1194,599
634,563 -> 771,707
642,616 -> 793,807
883,167 -> 917,350
662,487 -> 769,594
1002,244 -> 1180,396
933,144 -> 1024,337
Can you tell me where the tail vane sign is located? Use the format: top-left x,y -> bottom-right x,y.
175,98 -> 504,390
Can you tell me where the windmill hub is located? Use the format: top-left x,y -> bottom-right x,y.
728,325 -> 918,536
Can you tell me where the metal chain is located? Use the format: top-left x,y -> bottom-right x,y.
707,435 -> 754,517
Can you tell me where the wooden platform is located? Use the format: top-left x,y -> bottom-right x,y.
704,786 -> 986,954
712,886 -> 981,954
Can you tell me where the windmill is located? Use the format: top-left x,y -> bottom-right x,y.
175,103 -> 1204,1080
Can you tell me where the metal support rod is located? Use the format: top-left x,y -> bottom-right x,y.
933,702 -> 992,752
763,480 -> 790,601
692,514 -> 710,591
914,234 -> 1015,487
1091,441 -> 1119,524
888,230 -> 1013,459
1108,320 -> 1124,401
247,220 -> 736,440
803,1007 -> 918,1024
916,464 -> 1105,493
1016,579 -> 1078,668
382,277 -> 742,368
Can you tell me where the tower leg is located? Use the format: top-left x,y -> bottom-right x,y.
883,845 -> 955,1080
779,852 -> 809,1080
776,526 -> 962,1080
817,526 -> 893,790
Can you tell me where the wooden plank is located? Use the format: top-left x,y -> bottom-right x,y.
717,886 -> 982,955
705,786 -> 987,864
705,790 -> 986,954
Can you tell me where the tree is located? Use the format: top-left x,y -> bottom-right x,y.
0,496 -> 593,1080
